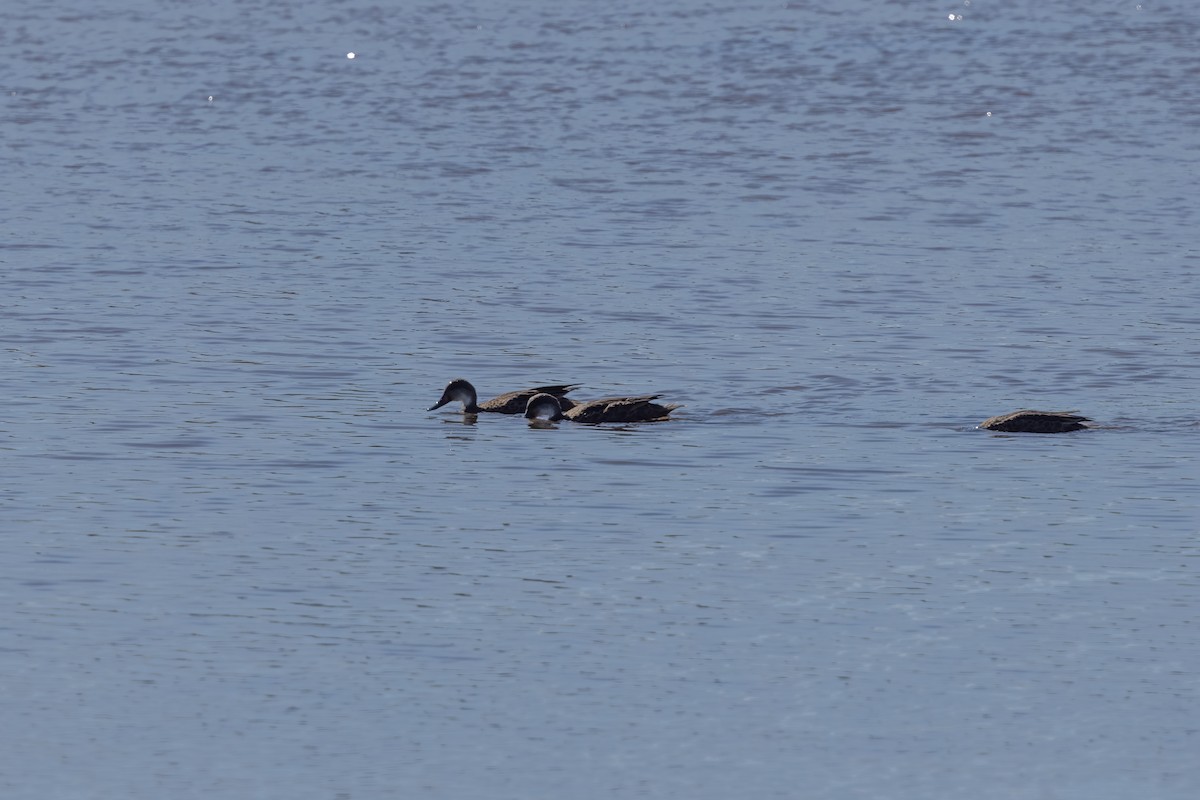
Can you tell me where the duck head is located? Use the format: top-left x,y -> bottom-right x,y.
428,378 -> 478,411
524,392 -> 565,421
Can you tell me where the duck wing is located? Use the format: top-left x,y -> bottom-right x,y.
567,394 -> 678,423
980,410 -> 1090,433
479,384 -> 581,414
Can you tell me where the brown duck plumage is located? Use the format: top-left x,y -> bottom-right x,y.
429,379 -> 580,414
525,392 -> 680,424
978,410 -> 1091,434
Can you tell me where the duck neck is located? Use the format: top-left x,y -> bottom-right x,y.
457,386 -> 481,413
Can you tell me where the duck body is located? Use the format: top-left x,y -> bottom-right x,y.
429,379 -> 579,414
979,409 -> 1091,434
525,392 -> 680,424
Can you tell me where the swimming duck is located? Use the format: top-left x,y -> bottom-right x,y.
525,392 -> 680,424
429,379 -> 580,414
978,410 -> 1091,433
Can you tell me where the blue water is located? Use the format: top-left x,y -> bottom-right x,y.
4,1 -> 1199,798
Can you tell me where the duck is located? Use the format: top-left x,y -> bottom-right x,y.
524,392 -> 680,424
978,410 -> 1091,434
428,379 -> 580,414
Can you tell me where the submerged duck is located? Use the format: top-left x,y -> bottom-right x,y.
525,392 -> 680,424
429,379 -> 580,415
979,410 -> 1091,434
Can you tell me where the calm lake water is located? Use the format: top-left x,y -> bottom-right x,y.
4,1 -> 1199,797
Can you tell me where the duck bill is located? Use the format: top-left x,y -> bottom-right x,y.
428,395 -> 451,411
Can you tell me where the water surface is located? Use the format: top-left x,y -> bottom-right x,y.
3,1 -> 1199,798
